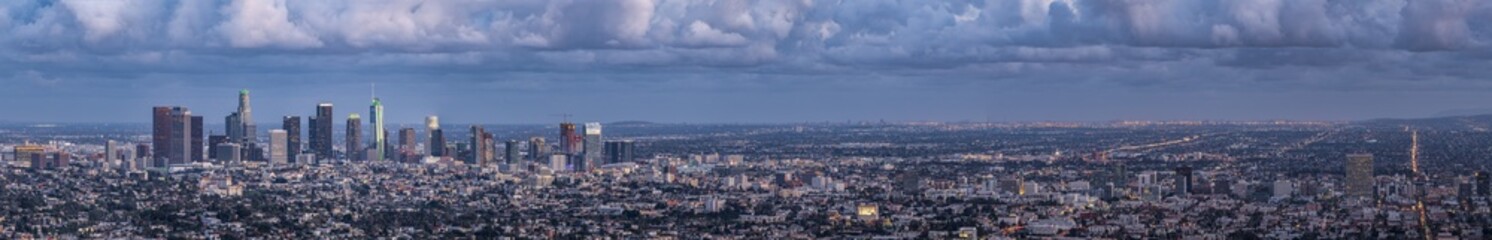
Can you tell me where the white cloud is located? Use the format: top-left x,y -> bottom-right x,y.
0,0 -> 1485,81
679,21 -> 749,47
217,0 -> 322,48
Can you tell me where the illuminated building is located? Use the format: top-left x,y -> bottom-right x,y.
856,203 -> 879,221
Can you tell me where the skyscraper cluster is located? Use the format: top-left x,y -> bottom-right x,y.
151,106 -> 201,169
144,88 -> 636,170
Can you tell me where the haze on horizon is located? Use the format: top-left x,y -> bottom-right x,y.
1,0 -> 1491,124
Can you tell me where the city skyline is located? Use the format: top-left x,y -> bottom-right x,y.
7,1 -> 1492,238
3,1 -> 1492,123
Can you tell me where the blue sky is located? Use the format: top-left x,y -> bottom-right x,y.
1,0 -> 1491,124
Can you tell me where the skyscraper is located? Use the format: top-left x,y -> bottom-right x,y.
470,126 -> 493,165
208,135 -> 228,160
1175,166 -> 1193,196
426,116 -> 442,156
104,140 -> 118,165
135,144 -> 150,160
398,127 -> 415,162
310,103 -> 334,162
430,129 -> 446,157
152,106 -> 198,168
152,107 -> 171,164
1345,153 -> 1375,198
226,90 -> 256,145
192,115 -> 203,162
528,137 -> 547,161
370,98 -> 385,161
239,90 -> 255,143
347,114 -> 363,161
505,140 -> 522,165
581,122 -> 603,171
269,129 -> 287,165
282,116 -> 301,163
604,140 -> 635,164
226,113 -> 241,144
560,122 -> 579,154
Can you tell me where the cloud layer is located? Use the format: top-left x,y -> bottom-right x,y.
2,0 -> 1492,122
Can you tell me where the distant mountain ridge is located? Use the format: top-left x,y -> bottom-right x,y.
1356,114 -> 1492,131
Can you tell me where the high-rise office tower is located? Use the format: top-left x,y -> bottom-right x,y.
282,116 -> 301,163
560,122 -> 579,154
152,107 -> 171,164
226,90 -> 256,145
191,115 -> 203,162
347,114 -> 363,161
505,140 -> 522,165
399,127 -> 417,160
382,128 -> 392,161
370,98 -> 385,162
528,137 -> 547,161
136,144 -> 149,160
104,140 -> 118,165
238,90 -> 255,142
153,106 -> 199,168
470,126 -> 494,165
269,129 -> 287,165
429,129 -> 446,157
1175,166 -> 1193,196
604,140 -> 635,164
226,113 -> 241,144
208,135 -> 228,160
426,116 -> 441,156
581,122 -> 602,171
310,103 -> 334,162
1345,153 -> 1375,198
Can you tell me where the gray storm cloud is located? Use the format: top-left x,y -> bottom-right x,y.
0,0 -> 1491,122
0,0 -> 1483,65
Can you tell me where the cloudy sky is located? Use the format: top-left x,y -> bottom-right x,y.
1,0 -> 1490,124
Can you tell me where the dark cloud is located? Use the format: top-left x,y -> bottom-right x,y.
1,0 -> 1491,122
